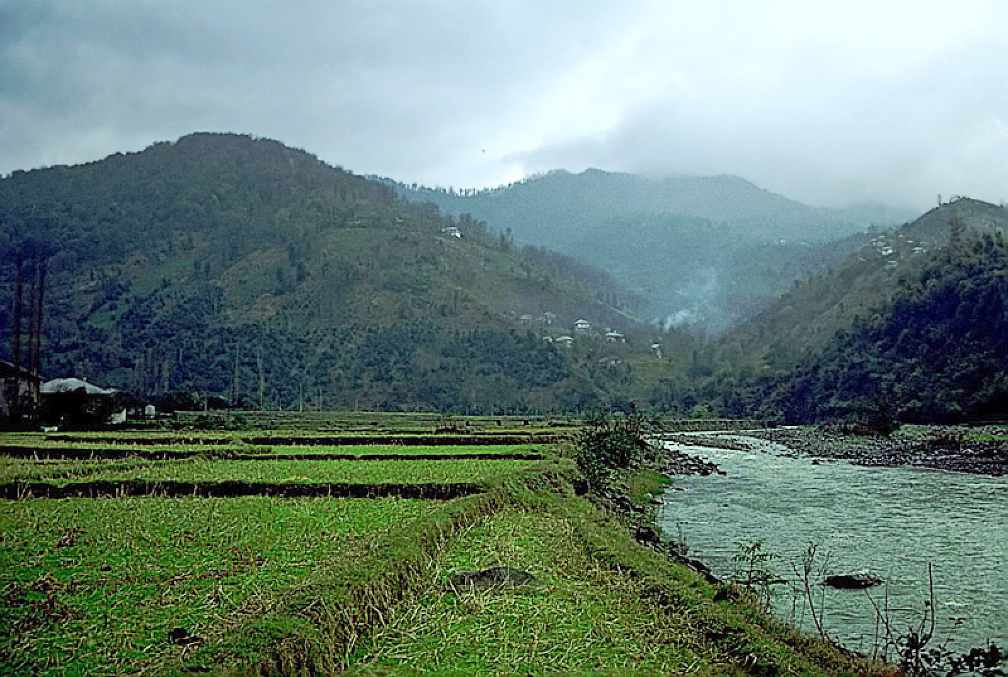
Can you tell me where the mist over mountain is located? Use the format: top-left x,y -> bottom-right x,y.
390,170 -> 914,328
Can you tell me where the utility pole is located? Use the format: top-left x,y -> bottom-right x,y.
257,343 -> 265,411
231,343 -> 240,407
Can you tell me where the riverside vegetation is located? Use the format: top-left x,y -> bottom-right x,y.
0,412 -> 894,675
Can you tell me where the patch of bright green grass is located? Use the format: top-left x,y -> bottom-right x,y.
19,459 -> 541,486
243,443 -> 550,457
0,439 -> 551,461
0,497 -> 430,675
0,457 -> 166,482
350,508 -> 724,675
624,467 -> 672,505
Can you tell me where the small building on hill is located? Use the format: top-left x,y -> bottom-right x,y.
555,335 -> 575,348
441,226 -> 462,238
573,319 -> 591,335
40,377 -> 117,427
605,331 -> 626,343
1,360 -> 40,425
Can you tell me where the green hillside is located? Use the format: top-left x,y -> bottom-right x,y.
722,198 -> 1008,366
0,133 -> 678,413
694,198 -> 1008,422
391,169 -> 909,327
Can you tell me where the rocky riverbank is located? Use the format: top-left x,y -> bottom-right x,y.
659,441 -> 726,476
748,426 -> 1008,476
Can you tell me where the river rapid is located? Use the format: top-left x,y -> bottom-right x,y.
657,434 -> 1007,655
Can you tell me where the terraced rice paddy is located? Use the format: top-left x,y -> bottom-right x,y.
353,508 -> 708,674
0,421 -> 560,673
3,458 -> 539,486
0,416 -> 886,675
0,497 -> 430,674
0,441 -> 546,462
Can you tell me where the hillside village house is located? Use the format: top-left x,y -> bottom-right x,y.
554,336 -> 575,348
519,314 -> 534,326
605,331 -> 626,343
0,360 -> 40,424
573,319 -> 591,334
441,226 -> 462,238
40,377 -> 117,426
541,311 -> 557,326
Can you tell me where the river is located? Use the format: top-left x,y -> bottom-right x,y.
657,434 -> 1007,656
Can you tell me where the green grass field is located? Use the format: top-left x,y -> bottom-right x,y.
0,457 -> 165,482
351,508 -> 712,674
2,458 -> 541,486
0,496 -> 430,675
0,416 -> 891,675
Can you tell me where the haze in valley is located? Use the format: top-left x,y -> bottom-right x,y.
2,0 -> 1006,210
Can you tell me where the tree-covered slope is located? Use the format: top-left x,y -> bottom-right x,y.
702,199 -> 1008,423
722,198 -> 1008,367
390,169 -> 909,328
764,230 -> 1008,423
0,133 -> 670,412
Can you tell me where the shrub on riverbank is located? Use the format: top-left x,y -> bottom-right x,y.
573,411 -> 656,492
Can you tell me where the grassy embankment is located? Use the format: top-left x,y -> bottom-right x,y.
0,414 -> 890,675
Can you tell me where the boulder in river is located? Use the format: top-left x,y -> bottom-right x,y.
823,573 -> 882,589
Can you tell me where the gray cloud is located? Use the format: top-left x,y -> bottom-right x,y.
1,0 -> 1005,210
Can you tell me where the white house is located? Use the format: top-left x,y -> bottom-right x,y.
441,226 -> 462,238
573,319 -> 591,334
605,331 -> 626,343
555,335 -> 575,347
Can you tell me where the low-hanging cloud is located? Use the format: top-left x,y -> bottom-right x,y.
1,0 -> 1005,210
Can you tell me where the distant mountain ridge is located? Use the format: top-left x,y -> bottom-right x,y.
390,169 -> 914,328
391,168 -> 906,241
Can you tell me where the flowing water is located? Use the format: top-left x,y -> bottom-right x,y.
657,435 -> 1007,655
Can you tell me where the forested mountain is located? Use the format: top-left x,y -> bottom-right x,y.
0,133 -> 678,413
721,198 -> 1008,365
693,198 -> 1008,423
390,169 -> 911,328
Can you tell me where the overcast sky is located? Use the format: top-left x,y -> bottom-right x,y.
1,0 -> 1005,209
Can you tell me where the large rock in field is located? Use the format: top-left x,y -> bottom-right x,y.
449,566 -> 538,591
